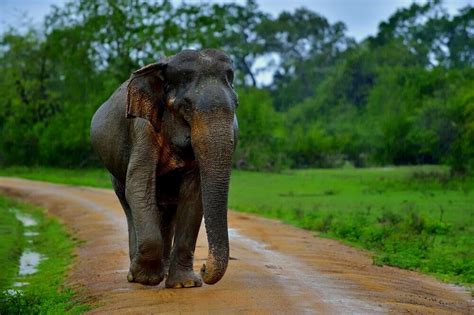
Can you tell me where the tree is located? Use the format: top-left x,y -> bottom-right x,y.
0,0 -> 472,172
234,88 -> 287,170
258,8 -> 355,110
371,0 -> 473,68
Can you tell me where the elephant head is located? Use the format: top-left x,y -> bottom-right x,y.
126,49 -> 238,285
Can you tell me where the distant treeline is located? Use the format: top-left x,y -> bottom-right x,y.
0,0 -> 473,173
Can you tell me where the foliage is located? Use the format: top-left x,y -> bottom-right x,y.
0,195 -> 89,313
234,88 -> 288,170
0,0 -> 473,172
257,7 -> 355,110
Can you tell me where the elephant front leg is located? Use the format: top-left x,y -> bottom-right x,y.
111,176 -> 137,262
125,156 -> 165,286
166,171 -> 203,288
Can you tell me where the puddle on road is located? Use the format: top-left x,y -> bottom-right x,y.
5,208 -> 46,290
13,281 -> 29,287
14,211 -> 38,227
18,251 -> 43,276
4,289 -> 22,297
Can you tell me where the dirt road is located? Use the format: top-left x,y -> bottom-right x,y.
0,177 -> 471,314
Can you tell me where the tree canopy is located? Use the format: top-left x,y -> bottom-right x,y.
0,0 -> 472,173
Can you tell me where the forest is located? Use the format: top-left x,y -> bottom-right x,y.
0,0 -> 473,174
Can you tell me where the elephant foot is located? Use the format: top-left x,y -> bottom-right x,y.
128,258 -> 164,286
165,269 -> 202,288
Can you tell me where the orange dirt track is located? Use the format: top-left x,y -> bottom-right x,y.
0,177 -> 472,314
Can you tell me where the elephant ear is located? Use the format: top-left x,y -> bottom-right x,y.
126,62 -> 167,132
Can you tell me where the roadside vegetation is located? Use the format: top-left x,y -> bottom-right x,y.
0,195 -> 89,314
229,166 -> 473,285
0,167 -> 112,188
1,166 -> 472,286
0,198 -> 23,291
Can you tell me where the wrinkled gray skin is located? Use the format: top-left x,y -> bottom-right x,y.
90,49 -> 238,288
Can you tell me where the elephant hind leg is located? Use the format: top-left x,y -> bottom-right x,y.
112,176 -> 137,261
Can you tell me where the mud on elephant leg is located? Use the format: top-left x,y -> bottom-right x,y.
125,157 -> 166,286
166,171 -> 203,288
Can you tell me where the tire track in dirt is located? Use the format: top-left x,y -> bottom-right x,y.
0,177 -> 471,314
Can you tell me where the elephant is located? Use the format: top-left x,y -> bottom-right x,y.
90,49 -> 238,288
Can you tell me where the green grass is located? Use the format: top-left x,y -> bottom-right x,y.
0,199 -> 23,290
229,166 -> 474,285
1,165 -> 473,286
0,195 -> 89,314
0,166 -> 112,188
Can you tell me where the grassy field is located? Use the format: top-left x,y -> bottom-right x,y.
1,166 -> 473,285
230,166 -> 473,285
0,195 -> 89,313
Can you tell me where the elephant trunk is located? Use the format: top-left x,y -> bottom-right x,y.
191,111 -> 234,285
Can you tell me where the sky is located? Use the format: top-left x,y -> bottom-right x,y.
1,0 -> 472,41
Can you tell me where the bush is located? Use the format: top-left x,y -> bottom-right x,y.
234,88 -> 288,171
